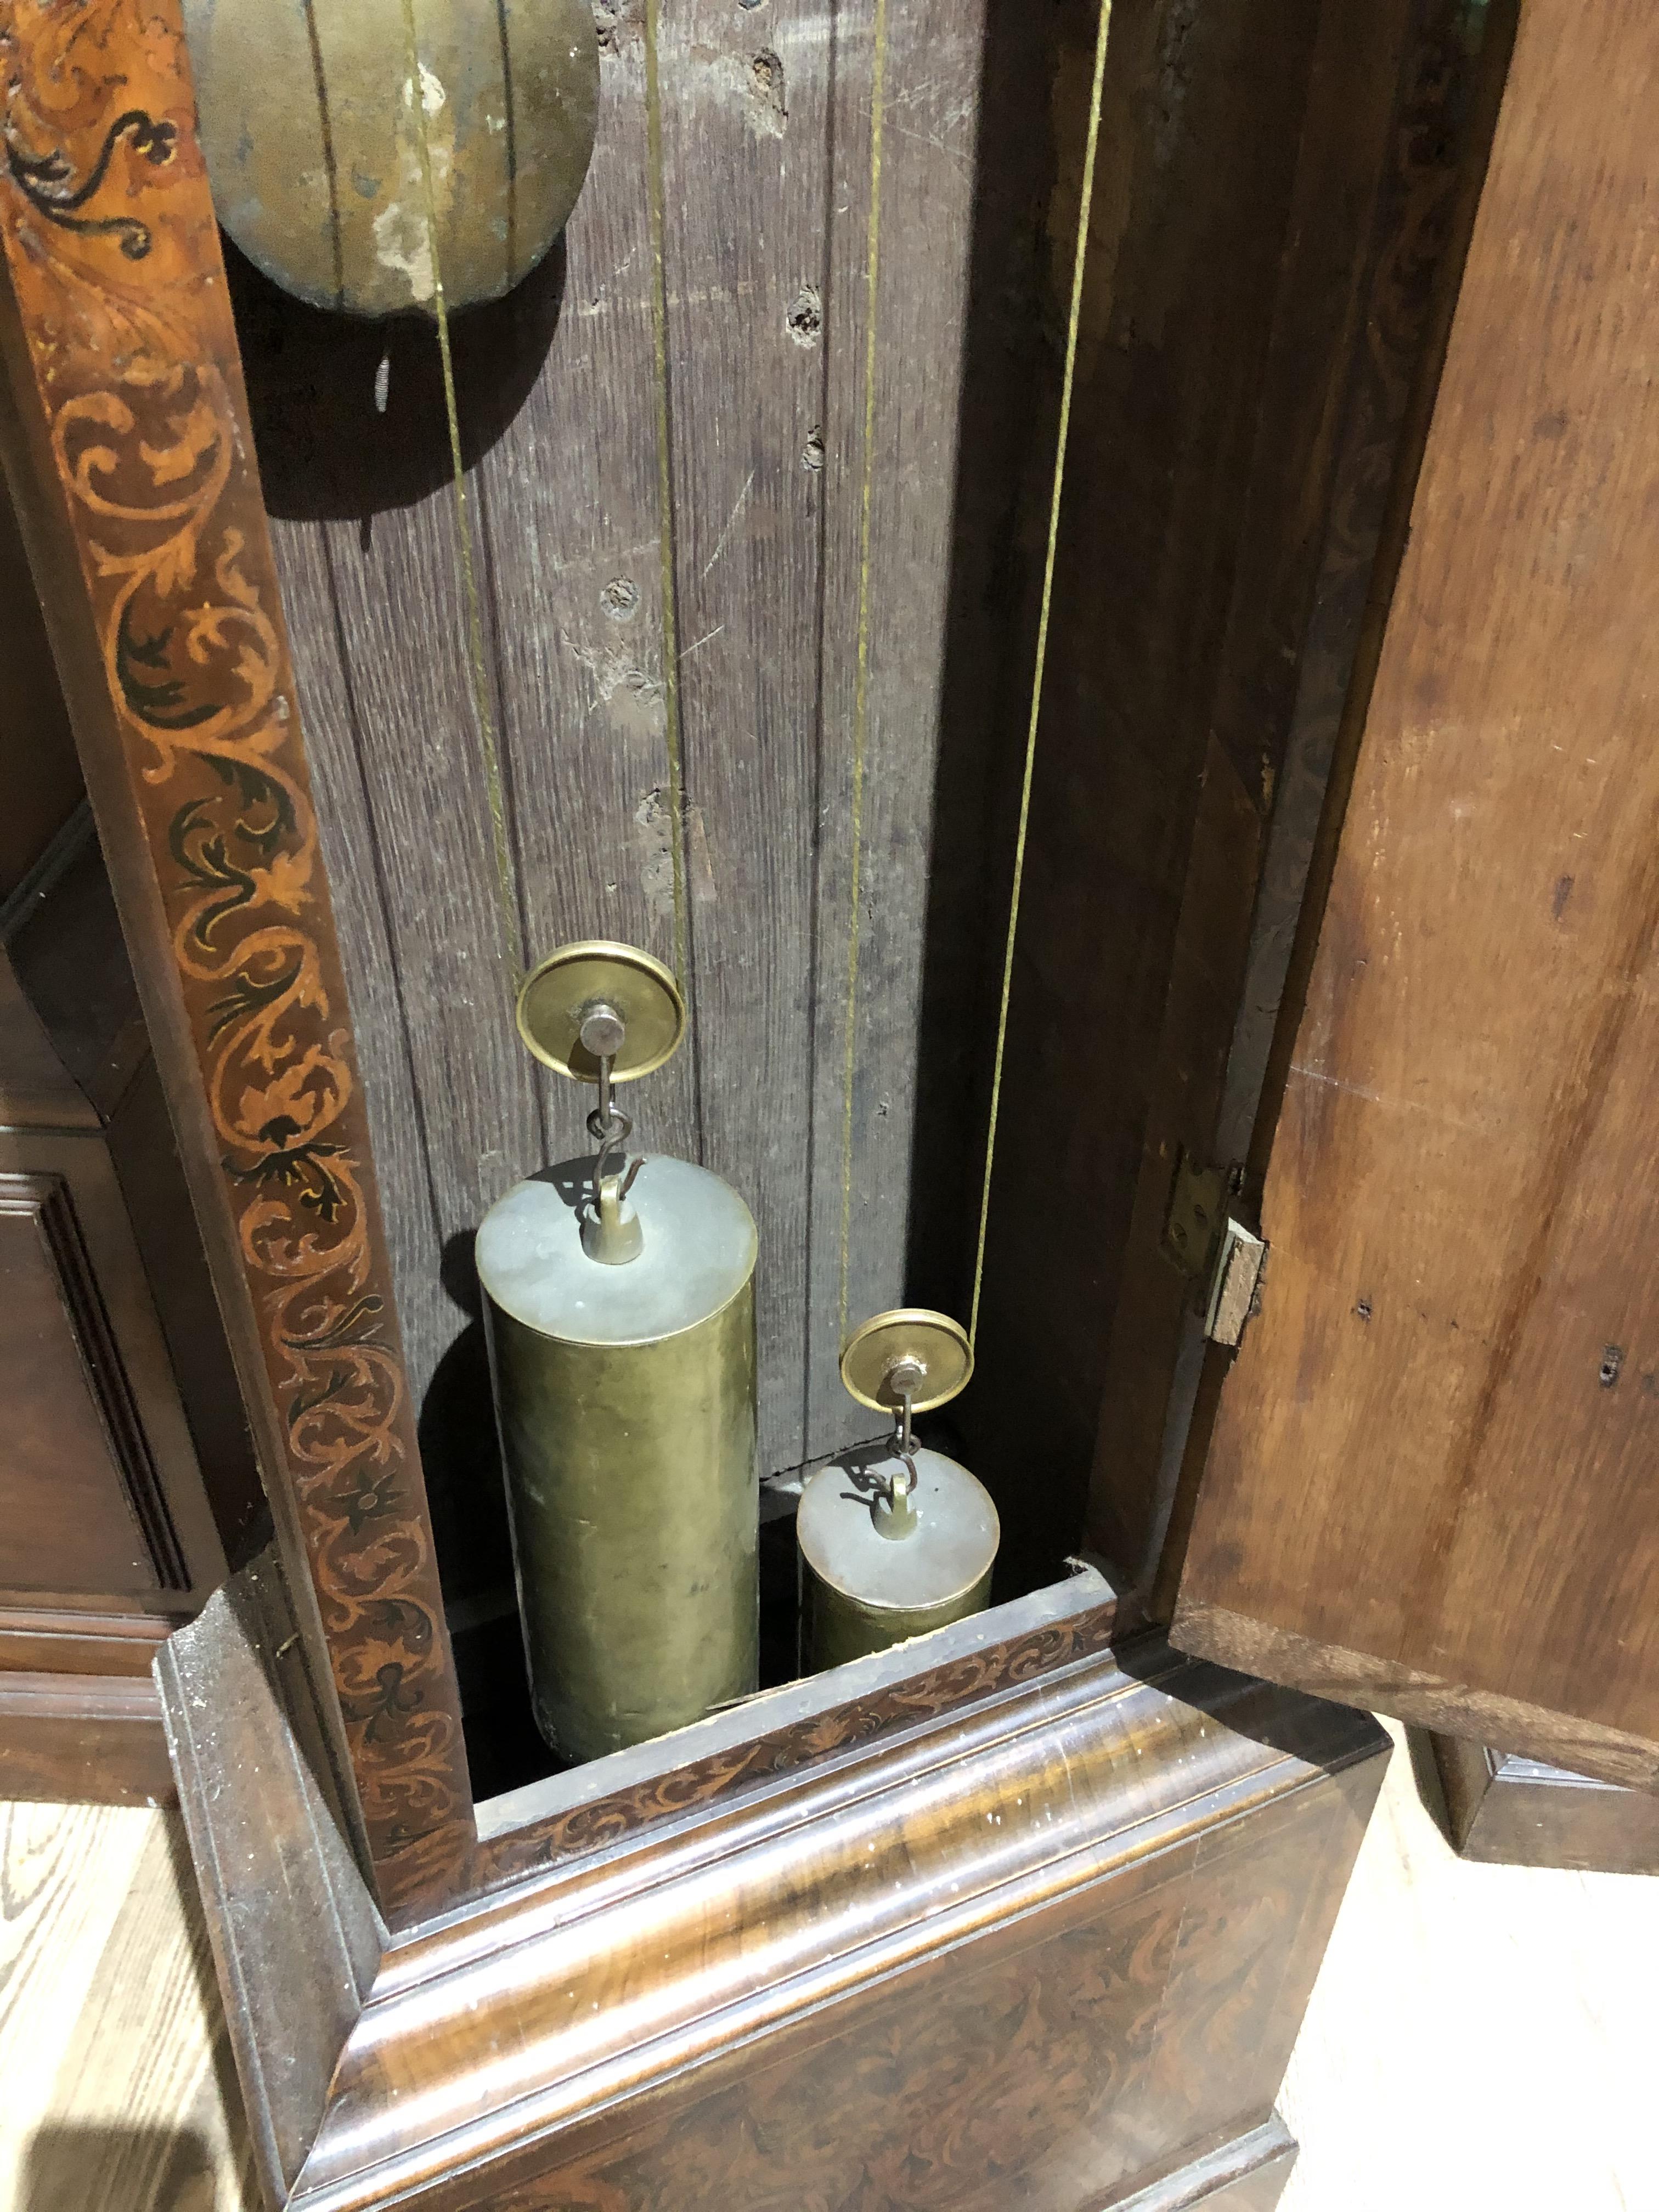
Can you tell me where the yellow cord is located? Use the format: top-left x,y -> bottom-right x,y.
968,0 -> 1113,1345
837,0 -> 890,1342
400,0 -> 524,994
642,0 -> 690,987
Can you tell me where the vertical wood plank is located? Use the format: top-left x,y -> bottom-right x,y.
230,262 -> 549,1600
482,0 -> 700,1174
654,0 -> 837,1472
807,0 -> 1006,1455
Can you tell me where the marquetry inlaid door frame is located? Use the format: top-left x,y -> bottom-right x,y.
0,0 -> 471,1923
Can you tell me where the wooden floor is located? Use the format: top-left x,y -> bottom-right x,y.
1,1722 -> 1655,2212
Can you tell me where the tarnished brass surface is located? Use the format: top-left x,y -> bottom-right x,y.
798,1448 -> 999,1672
182,0 -> 599,315
517,941 -> 686,1084
477,1154 -> 759,1765
484,1279 -> 759,1762
804,1565 -> 995,1672
839,1308 -> 974,1415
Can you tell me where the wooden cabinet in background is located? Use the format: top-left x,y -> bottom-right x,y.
0,488 -> 262,1805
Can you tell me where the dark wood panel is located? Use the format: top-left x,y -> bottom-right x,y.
960,0 -> 1334,1590
0,935 -> 94,1130
103,1056 -> 266,1570
0,400 -> 83,900
6,833 -> 149,1121
1173,0 -> 1659,1782
1080,0 -> 1511,1585
0,1605 -> 176,1678
0,1171 -> 178,1595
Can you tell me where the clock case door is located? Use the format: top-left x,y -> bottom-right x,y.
1161,0 -> 1659,1794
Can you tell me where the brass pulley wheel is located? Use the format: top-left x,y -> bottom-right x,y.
839,1308 -> 974,1416
516,942 -> 686,1085
183,0 -> 600,315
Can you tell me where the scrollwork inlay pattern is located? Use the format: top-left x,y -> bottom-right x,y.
0,0 -> 471,1916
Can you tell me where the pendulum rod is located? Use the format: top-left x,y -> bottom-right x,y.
399,0 -> 527,998
837,0 -> 893,1341
967,0 -> 1114,1347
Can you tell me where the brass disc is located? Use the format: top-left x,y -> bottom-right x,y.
839,1308 -> 974,1415
516,942 -> 685,1084
183,0 -> 600,318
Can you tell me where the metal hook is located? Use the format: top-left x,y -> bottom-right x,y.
585,1072 -> 634,1199
873,1356 -> 924,1537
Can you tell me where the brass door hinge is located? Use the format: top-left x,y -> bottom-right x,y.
1163,1150 -> 1267,1348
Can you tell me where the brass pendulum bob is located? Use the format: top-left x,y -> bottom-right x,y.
797,1310 -> 1000,1671
474,943 -> 759,1763
182,0 -> 601,316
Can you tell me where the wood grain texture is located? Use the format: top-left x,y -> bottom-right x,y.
220,0 -> 1029,1509
1429,1733 -> 1659,1875
655,0 -> 830,1469
0,1672 -> 175,1805
1079,0 -> 1508,1584
1172,0 -> 1659,1782
161,1552 -> 383,2204
0,0 -> 471,1914
0,1798 -> 261,2211
161,1595 -> 1385,2211
959,0 -> 1338,1590
15,1714 -> 1659,2212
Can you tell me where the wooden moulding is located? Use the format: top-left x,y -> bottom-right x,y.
0,1660 -> 174,1805
1429,1734 -> 1659,1876
0,0 -> 469,1916
162,1552 -> 1387,2212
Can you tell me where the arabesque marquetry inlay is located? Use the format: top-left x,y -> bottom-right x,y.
0,0 -> 470,1915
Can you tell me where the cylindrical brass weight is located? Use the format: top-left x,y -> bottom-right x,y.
476,1155 -> 758,1762
797,1447 -> 1000,1671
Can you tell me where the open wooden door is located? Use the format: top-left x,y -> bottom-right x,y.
1168,0 -> 1659,1792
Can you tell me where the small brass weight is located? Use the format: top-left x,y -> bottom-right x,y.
797,1310 -> 1000,1669
475,943 -> 759,1763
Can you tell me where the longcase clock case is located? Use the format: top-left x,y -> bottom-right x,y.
4,0 -> 1651,2205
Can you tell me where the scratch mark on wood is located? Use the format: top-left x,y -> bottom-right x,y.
702,469 -> 757,578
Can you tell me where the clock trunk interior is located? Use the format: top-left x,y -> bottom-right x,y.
193,0 -> 1511,1810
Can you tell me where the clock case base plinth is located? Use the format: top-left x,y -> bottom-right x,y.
1428,1733 -> 1659,1874
159,1553 -> 1386,2212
